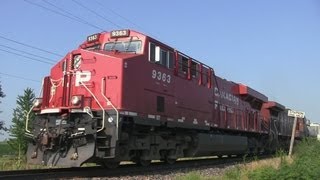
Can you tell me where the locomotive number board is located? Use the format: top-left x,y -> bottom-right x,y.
110,30 -> 130,38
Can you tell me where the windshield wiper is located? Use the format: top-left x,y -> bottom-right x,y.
110,40 -> 117,51
125,37 -> 134,53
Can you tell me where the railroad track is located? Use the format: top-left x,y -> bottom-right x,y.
0,155 -> 271,179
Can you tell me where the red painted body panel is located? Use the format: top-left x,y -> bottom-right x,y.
44,51 -> 125,111
39,29 -> 306,138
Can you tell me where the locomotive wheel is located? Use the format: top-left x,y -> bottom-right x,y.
133,157 -> 151,166
165,157 -> 176,165
164,149 -> 177,164
103,161 -> 120,169
139,159 -> 151,166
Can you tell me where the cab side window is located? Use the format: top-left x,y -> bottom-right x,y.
178,56 -> 197,77
149,43 -> 156,62
168,52 -> 174,69
160,49 -> 168,67
179,56 -> 188,73
191,61 -> 198,77
149,42 -> 173,69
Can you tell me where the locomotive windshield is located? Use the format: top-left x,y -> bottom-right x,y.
104,40 -> 142,53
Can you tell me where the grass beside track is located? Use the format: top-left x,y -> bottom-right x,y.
0,141 -> 44,171
0,156 -> 47,171
176,138 -> 320,180
0,142 -> 14,156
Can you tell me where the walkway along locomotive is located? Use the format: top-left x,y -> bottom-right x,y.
25,29 -> 308,168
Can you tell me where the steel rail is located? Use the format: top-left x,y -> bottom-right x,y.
0,155 -> 271,179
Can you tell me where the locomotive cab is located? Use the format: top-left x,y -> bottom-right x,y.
26,30 -> 148,167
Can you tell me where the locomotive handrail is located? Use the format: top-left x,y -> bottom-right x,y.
25,78 -> 44,135
101,77 -> 119,140
25,104 -> 35,134
79,81 -> 106,132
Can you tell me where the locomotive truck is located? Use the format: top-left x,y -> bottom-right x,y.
25,29 -> 308,168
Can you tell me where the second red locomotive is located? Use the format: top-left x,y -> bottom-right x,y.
25,29 -> 308,168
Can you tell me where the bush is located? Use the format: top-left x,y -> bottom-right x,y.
248,166 -> 277,180
251,138 -> 320,179
0,156 -> 25,170
223,166 -> 242,180
0,141 -> 16,156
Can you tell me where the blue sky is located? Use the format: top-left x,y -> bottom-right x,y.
0,0 -> 319,139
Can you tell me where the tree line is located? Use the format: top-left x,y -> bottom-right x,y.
0,81 -> 35,155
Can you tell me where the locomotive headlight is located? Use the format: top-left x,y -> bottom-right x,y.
73,55 -> 82,69
108,117 -> 114,123
34,98 -> 43,108
71,95 -> 82,106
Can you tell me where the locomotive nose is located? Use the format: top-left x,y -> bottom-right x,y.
27,112 -> 97,167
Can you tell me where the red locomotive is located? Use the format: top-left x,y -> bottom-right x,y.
25,29 -> 308,168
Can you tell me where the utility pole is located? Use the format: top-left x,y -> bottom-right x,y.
288,109 -> 305,157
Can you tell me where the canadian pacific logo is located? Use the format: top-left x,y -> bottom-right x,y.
214,87 -> 239,106
75,71 -> 91,86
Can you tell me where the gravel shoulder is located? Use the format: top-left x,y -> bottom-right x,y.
100,162 -> 238,180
